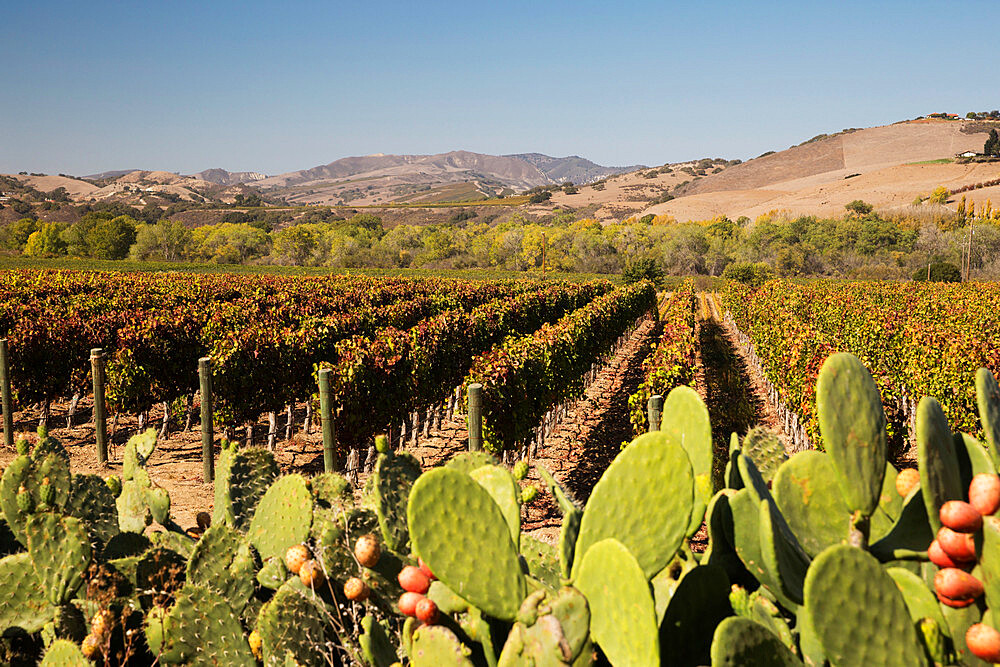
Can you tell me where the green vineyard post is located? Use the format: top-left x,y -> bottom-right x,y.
90,348 -> 108,465
318,368 -> 337,472
0,339 -> 12,450
647,394 -> 663,432
468,383 -> 483,451
199,357 -> 214,483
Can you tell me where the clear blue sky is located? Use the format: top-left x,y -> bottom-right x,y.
3,0 -> 998,176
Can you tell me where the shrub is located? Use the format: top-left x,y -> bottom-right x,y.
912,261 -> 961,282
621,257 -> 664,287
845,200 -> 873,216
722,261 -> 773,287
528,191 -> 552,204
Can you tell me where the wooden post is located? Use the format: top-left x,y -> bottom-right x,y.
468,383 -> 483,451
199,357 -> 214,483
319,369 -> 336,473
647,394 -> 663,432
0,339 -> 13,450
91,348 -> 108,464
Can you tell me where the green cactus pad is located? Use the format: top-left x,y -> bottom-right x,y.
520,533 -> 562,590
258,580 -> 335,665
257,556 -> 289,590
186,524 -> 254,615
39,638 -> 88,666
660,386 -> 713,535
815,352 -> 887,516
248,474 -> 312,561
445,451 -> 498,474
470,465 -> 522,549
976,367 -> 1000,467
66,474 -> 119,548
26,512 -> 91,605
872,463 -> 904,541
710,617 -> 802,666
758,498 -> 810,607
373,451 -> 421,553
941,603 -> 988,667
742,426 -> 787,483
408,467 -> 526,621
803,544 -> 925,666
658,564 -> 731,665
703,490 -> 751,585
132,428 -> 158,462
956,432 -> 995,490
1,452 -> 71,546
0,552 -> 55,633
980,515 -> 1000,614
147,487 -> 171,525
572,434 -> 693,580
117,480 -> 151,533
748,593 -> 795,653
869,488 -> 932,562
409,624 -> 475,666
729,489 -> 767,580
147,582 -> 254,666
360,614 -> 398,667
427,580 -> 471,615
559,508 -> 581,579
886,567 -> 947,630
772,451 -> 845,555
214,446 -> 279,530
917,396 -> 963,533
574,539 -> 658,666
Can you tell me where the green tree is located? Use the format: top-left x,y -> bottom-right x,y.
913,261 -> 961,282
5,217 -> 38,249
845,200 -> 873,217
23,223 -> 67,256
272,225 -> 317,265
130,220 -> 192,261
986,129 -> 1000,157
86,215 -> 138,259
622,257 -> 664,287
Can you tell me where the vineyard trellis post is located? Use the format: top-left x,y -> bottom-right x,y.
90,348 -> 108,465
647,394 -> 663,432
199,357 -> 214,483
468,383 -> 483,451
318,368 -> 337,473
0,339 -> 12,449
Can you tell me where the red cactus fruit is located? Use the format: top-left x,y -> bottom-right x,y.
415,597 -> 439,625
934,568 -> 984,602
344,576 -> 370,602
940,500 -> 983,533
355,534 -> 381,568
418,557 -> 436,580
970,473 -> 1000,517
398,565 -> 431,594
966,623 -> 1000,662
399,591 -> 423,617
896,468 -> 920,497
928,540 -> 960,569
937,526 -> 977,563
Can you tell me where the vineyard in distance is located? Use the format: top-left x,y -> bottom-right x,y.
6,267 -> 1000,665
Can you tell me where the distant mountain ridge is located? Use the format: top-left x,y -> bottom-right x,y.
505,153 -> 645,185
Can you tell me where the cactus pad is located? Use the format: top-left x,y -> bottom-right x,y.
186,523 -> 254,615
803,544 -> 924,666
214,446 -> 279,530
0,552 -> 55,633
559,508 -> 581,579
248,474 -> 312,561
373,451 -> 421,552
257,580 -> 334,666
916,396 -> 963,534
360,614 -> 398,667
39,639 -> 89,666
572,434 -> 693,579
536,465 -> 581,515
976,367 -> 1000,467
815,352 -> 887,516
409,624 -> 475,666
146,582 -> 254,665
710,617 -> 802,666
408,467 -> 526,621
659,564 -> 731,665
26,512 -> 91,605
742,426 -> 787,483
66,474 -> 119,548
445,451 -> 498,474
869,488 -> 932,561
520,533 -> 562,590
886,567 -> 947,630
470,464 -> 521,549
772,451 -> 849,557
660,386 -> 713,535
758,498 -> 809,607
574,538 -> 658,666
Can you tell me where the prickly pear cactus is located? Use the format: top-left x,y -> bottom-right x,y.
409,624 -> 475,666
26,512 -> 91,605
498,589 -> 590,667
247,474 -> 312,561
39,638 -> 89,666
1,449 -> 71,545
660,386 -> 713,536
186,524 -> 255,615
145,582 -> 255,665
742,426 -> 786,483
408,467 -> 526,621
373,450 -> 421,553
572,433 -> 693,580
976,367 -> 1000,467
256,580 -> 334,666
469,464 -> 521,549
445,451 -> 498,474
0,552 -> 55,633
710,617 -> 802,666
520,533 -> 562,590
917,396 -> 963,533
803,544 -> 924,666
574,538 -> 658,666
360,614 -> 398,667
66,474 -> 119,548
815,352 -> 887,517
214,443 -> 279,530
772,451 -> 849,557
